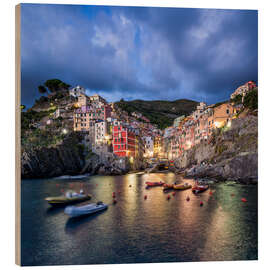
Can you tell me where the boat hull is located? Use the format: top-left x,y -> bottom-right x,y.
64,203 -> 108,218
173,184 -> 192,190
145,181 -> 164,187
45,194 -> 91,206
192,185 -> 209,194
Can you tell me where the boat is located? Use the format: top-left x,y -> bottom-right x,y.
145,181 -> 164,187
192,184 -> 209,194
173,183 -> 192,190
45,190 -> 91,206
163,183 -> 174,191
64,201 -> 108,218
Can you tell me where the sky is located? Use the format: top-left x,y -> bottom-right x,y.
20,4 -> 258,108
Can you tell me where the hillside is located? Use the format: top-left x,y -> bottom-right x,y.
115,99 -> 199,129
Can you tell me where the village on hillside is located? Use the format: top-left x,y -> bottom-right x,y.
22,80 -> 257,168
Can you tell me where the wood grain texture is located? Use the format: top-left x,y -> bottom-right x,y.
15,4 -> 21,266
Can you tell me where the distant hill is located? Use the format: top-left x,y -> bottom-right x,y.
115,99 -> 199,129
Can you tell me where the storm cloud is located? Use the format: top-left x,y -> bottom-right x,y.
20,4 -> 258,108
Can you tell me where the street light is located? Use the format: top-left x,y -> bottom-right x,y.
62,128 -> 68,134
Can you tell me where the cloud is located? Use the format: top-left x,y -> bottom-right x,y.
20,4 -> 258,107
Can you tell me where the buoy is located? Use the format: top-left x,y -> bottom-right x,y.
129,185 -> 132,187
167,195 -> 171,200
200,201 -> 204,206
209,191 -> 213,195
113,199 -> 117,204
231,193 -> 235,196
241,198 -> 247,202
186,196 -> 190,201
144,195 -> 147,200
172,192 -> 176,196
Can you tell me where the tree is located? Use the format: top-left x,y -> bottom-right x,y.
38,85 -> 47,94
20,104 -> 26,110
230,94 -> 242,105
243,88 -> 258,111
58,81 -> 71,90
44,79 -> 70,93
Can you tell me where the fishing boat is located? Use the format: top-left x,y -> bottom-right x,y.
163,183 -> 174,191
45,190 -> 91,206
173,183 -> 192,190
192,183 -> 209,194
64,201 -> 108,218
145,181 -> 164,187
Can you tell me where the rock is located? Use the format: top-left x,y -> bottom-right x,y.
176,115 -> 258,183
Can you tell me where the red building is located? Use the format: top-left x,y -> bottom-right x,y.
247,81 -> 257,90
112,124 -> 136,157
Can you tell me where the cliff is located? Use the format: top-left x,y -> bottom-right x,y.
174,113 -> 258,183
21,133 -> 131,179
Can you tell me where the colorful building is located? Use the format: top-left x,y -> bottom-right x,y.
112,124 -> 136,157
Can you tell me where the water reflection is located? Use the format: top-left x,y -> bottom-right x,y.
21,173 -> 258,266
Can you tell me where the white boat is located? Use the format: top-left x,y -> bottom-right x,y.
64,201 -> 108,218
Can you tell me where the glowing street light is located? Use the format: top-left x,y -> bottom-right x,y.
62,128 -> 68,135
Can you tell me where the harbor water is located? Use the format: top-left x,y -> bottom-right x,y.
21,173 -> 258,266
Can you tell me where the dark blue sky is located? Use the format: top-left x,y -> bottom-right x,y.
21,4 -> 258,108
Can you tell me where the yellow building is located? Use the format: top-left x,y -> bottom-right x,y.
208,103 -> 234,133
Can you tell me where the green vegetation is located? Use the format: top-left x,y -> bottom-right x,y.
243,88 -> 258,111
230,94 -> 242,105
115,99 -> 198,129
44,79 -> 70,93
38,85 -> 47,94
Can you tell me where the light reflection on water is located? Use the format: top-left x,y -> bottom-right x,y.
21,173 -> 257,266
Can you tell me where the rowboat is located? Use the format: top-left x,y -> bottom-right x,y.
145,181 -> 164,187
192,184 -> 209,194
64,201 -> 108,218
45,190 -> 91,206
173,183 -> 192,190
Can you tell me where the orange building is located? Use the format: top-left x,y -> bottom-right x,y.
208,103 -> 234,133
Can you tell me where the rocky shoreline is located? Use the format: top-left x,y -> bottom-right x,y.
173,114 -> 258,184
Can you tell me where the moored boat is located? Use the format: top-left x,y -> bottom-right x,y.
145,181 -> 164,187
192,184 -> 209,194
64,201 -> 108,218
173,183 -> 192,190
45,190 -> 91,206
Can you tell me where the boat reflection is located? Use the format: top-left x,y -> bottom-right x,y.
65,210 -> 107,234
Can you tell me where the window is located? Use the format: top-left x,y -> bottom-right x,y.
226,109 -> 229,114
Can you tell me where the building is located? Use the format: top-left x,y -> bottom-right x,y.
153,136 -> 162,157
192,102 -> 207,120
69,85 -> 86,98
208,103 -> 234,131
173,115 -> 185,127
77,94 -> 90,107
73,105 -> 112,132
112,124 -> 136,157
143,136 -> 154,158
230,81 -> 257,99
90,94 -> 107,105
95,120 -> 108,144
